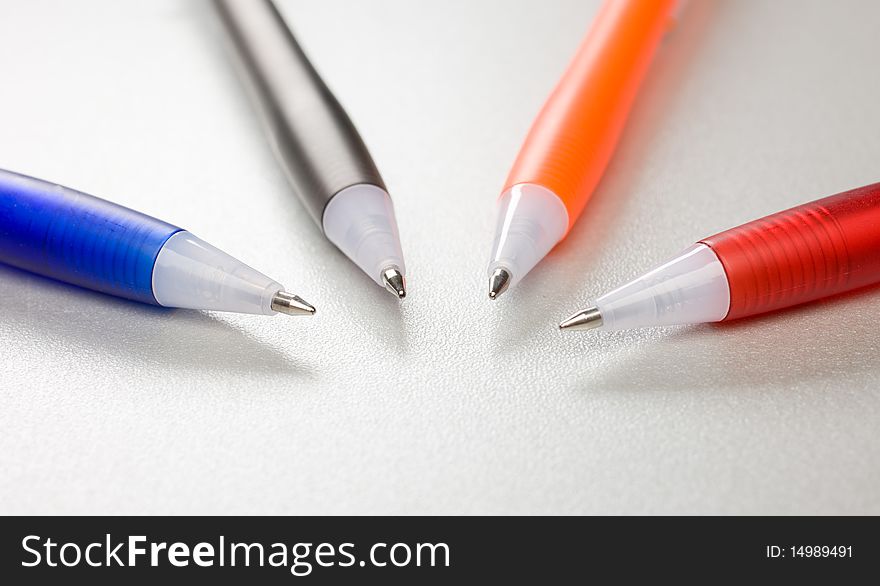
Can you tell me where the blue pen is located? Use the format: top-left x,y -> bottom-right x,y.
0,169 -> 315,316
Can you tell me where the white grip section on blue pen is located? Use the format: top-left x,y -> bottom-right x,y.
487,183 -> 568,286
595,243 -> 731,330
152,231 -> 282,315
322,184 -> 406,286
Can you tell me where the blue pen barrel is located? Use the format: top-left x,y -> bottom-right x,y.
0,169 -> 180,304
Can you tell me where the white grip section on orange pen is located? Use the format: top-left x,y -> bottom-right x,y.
487,184 -> 569,287
594,243 -> 730,330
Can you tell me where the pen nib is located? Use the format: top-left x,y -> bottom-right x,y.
559,306 -> 603,331
271,291 -> 316,316
488,268 -> 511,300
381,267 -> 407,300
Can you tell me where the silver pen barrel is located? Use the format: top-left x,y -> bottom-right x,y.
214,0 -> 385,226
214,0 -> 408,298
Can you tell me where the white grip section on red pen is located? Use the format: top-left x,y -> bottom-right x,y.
595,243 -> 730,330
323,183 -> 406,286
152,231 -> 282,315
487,183 -> 569,287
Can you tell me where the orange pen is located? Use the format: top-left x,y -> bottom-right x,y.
486,0 -> 680,298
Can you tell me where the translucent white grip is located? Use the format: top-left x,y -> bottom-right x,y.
152,231 -> 282,315
595,243 -> 731,330
322,184 -> 406,286
487,184 -> 569,286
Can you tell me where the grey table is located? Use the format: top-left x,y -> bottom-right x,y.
1,0 -> 878,515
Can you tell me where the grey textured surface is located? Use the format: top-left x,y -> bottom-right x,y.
1,0 -> 878,515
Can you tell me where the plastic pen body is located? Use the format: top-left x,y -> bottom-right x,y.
0,169 -> 314,316
487,0 -> 678,297
214,0 -> 407,297
561,182 -> 880,331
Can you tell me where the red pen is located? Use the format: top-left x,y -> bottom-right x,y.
560,182 -> 880,331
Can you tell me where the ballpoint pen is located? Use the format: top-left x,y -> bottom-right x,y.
214,0 -> 408,299
560,182 -> 880,331
486,0 -> 679,299
0,169 -> 315,316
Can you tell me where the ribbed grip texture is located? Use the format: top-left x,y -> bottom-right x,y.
701,183 -> 880,320
0,169 -> 180,304
502,0 -> 677,231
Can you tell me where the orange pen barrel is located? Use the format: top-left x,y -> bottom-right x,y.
504,0 -> 678,233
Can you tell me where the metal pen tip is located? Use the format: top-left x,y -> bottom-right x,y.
381,267 -> 406,300
488,268 -> 511,300
559,306 -> 603,331
271,291 -> 316,316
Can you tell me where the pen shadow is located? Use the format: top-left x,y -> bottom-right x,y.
334,266 -> 409,354
0,264 -> 316,377
486,268 -> 572,356
571,285 -> 880,392
491,0 -> 723,352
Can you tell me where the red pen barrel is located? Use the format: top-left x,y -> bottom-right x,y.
700,183 -> 880,321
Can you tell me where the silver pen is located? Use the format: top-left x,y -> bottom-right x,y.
214,0 -> 407,299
